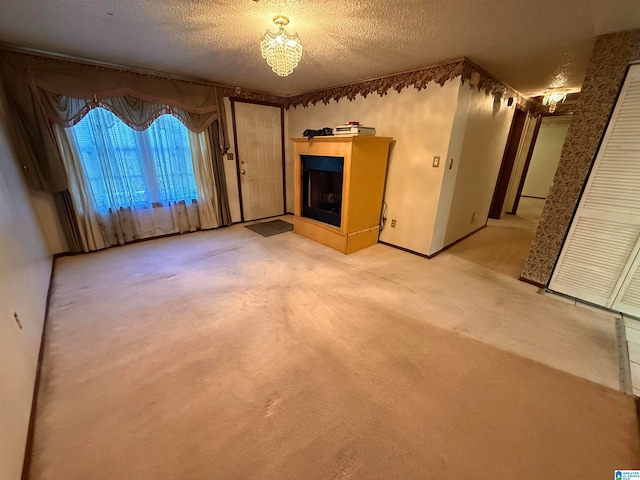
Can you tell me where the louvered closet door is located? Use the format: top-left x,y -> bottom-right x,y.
613,251 -> 640,316
549,64 -> 640,309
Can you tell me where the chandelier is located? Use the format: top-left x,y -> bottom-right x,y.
542,88 -> 569,113
260,15 -> 302,77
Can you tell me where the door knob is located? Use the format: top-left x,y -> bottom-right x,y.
241,169 -> 246,175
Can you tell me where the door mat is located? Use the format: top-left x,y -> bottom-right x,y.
244,219 -> 293,237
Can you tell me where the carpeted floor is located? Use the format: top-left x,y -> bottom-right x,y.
446,197 -> 545,279
29,219 -> 640,479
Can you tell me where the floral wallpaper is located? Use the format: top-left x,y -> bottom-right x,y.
521,29 -> 640,286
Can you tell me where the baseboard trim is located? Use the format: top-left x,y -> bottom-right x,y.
518,276 -> 546,288
21,256 -> 58,480
379,225 -> 487,260
427,225 -> 486,259
378,241 -> 431,258
52,224 -> 242,258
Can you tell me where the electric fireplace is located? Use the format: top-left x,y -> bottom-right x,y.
292,136 -> 393,254
301,155 -> 344,227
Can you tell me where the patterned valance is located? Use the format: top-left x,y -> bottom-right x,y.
0,47 -> 530,194
0,50 -> 229,192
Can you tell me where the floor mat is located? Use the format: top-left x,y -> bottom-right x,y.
244,219 -> 293,237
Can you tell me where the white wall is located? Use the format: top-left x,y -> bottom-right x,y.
0,88 -> 52,480
439,89 -> 515,249
30,192 -> 68,254
430,84 -> 473,252
287,79 -> 462,255
522,115 -> 571,199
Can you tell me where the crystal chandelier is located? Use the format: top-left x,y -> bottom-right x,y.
260,15 -> 302,77
542,89 -> 569,113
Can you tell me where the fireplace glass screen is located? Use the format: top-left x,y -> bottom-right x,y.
301,155 -> 344,227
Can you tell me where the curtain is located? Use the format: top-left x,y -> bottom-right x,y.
188,130 -> 220,230
0,58 -> 67,192
208,121 -> 232,226
0,49 -> 229,194
55,109 -> 220,252
54,124 -> 108,251
52,190 -> 83,253
38,90 -> 221,134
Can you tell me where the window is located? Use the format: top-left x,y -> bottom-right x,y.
70,108 -> 197,213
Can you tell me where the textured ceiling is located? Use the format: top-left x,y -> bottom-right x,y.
0,0 -> 639,97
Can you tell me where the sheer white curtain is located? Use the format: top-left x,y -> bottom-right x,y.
188,130 -> 220,230
57,107 -> 220,252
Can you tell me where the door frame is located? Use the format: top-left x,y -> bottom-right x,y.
488,107 -> 528,219
508,114 -> 543,214
230,97 -> 286,222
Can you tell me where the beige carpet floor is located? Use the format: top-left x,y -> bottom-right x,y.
30,218 -> 640,479
446,197 -> 545,279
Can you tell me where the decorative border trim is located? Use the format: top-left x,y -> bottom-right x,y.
218,86 -> 284,106
283,57 -> 533,110
1,44 -> 533,112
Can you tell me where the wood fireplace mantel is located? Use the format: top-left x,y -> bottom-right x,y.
292,136 -> 393,254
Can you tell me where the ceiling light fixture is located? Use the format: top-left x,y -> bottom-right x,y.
260,15 -> 302,77
542,88 -> 569,113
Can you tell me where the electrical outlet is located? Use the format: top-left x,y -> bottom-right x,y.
227,153 -> 234,161
13,312 -> 22,330
432,156 -> 440,167
391,219 -> 396,228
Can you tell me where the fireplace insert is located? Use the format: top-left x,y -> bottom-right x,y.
301,155 -> 344,227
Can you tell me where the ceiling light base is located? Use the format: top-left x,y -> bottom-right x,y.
273,15 -> 289,28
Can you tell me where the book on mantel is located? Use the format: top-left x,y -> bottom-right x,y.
333,124 -> 376,136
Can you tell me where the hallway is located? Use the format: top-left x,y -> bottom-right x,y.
445,197 -> 545,279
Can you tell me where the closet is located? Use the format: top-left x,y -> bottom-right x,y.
549,64 -> 640,317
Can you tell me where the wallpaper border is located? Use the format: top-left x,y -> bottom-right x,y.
282,57 -> 533,110
0,45 -> 532,112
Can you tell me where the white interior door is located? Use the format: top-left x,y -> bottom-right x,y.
234,102 -> 284,221
549,64 -> 640,310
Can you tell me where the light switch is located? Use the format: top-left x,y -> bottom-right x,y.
432,156 -> 440,167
